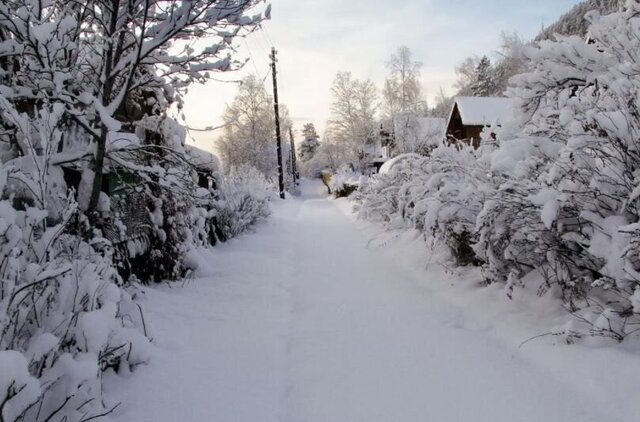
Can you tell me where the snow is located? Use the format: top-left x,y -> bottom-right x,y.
26,333 -> 59,362
107,131 -> 140,151
185,144 -> 220,172
452,96 -> 513,126
78,303 -> 117,354
378,153 -> 422,175
108,180 -> 636,422
328,168 -> 362,193
0,351 -> 40,421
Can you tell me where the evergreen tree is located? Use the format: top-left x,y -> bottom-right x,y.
298,123 -> 321,162
470,56 -> 499,96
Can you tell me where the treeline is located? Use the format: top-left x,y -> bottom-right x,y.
536,0 -> 623,40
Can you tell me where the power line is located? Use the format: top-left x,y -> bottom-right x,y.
262,24 -> 275,49
242,36 -> 272,88
253,27 -> 272,58
242,37 -> 263,81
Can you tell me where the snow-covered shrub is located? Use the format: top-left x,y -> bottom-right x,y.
354,159 -> 419,226
0,181 -> 150,422
474,136 -> 567,294
102,118 -> 226,283
329,168 -> 362,198
145,188 -> 194,282
214,166 -> 273,240
355,144 -> 492,265
0,99 -> 150,421
476,1 -> 640,338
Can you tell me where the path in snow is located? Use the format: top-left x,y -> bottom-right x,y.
110,180 -> 617,422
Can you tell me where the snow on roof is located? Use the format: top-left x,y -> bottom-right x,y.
451,96 -> 512,126
185,144 -> 219,172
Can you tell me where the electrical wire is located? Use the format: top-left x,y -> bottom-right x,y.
262,24 -> 275,49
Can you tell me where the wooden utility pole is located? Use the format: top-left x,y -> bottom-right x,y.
270,47 -> 285,199
289,127 -> 298,185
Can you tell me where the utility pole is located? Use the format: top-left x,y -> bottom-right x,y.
289,127 -> 298,185
270,47 -> 285,199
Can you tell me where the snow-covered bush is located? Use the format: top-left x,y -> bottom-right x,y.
353,1 -> 640,342
214,166 -> 273,240
354,154 -> 428,227
0,0 -> 268,217
0,98 -> 150,421
355,144 -> 492,265
0,178 -> 150,421
411,144 -> 493,265
476,1 -> 640,338
328,168 -> 363,198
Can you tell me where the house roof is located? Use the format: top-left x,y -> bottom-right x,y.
185,144 -> 220,172
450,96 -> 512,126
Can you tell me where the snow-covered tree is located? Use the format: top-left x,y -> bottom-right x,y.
217,75 -> 276,175
216,75 -> 292,178
469,56 -> 499,96
298,123 -> 321,162
493,32 -> 528,94
325,72 -> 378,169
0,104 -> 151,420
536,0 -> 622,40
353,1 -> 640,342
455,55 -> 503,97
476,0 -> 640,339
0,0 -> 269,218
297,123 -> 321,176
430,88 -> 455,119
382,46 -> 426,120
0,2 -> 277,419
454,56 -> 480,96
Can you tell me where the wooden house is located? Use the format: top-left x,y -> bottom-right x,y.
445,97 -> 512,148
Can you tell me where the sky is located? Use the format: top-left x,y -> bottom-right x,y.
182,0 -> 583,153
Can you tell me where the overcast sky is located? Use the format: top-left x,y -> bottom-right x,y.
182,0 -> 582,153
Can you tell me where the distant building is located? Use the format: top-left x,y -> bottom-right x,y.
362,130 -> 389,175
446,96 -> 512,147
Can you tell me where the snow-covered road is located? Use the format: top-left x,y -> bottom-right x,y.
109,180 -> 622,422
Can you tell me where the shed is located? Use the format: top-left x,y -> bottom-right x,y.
445,97 -> 512,147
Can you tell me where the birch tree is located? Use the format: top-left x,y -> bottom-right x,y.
382,46 -> 425,119
325,72 -> 378,169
